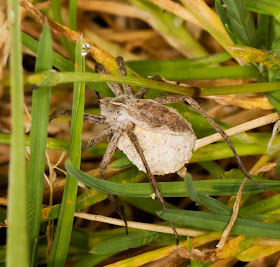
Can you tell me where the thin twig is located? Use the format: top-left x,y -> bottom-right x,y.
195,112 -> 279,150
74,212 -> 205,237
216,178 -> 247,249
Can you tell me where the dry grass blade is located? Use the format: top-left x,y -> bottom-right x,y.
216,178 -> 247,249
74,212 -> 205,237
195,112 -> 280,150
206,95 -> 274,110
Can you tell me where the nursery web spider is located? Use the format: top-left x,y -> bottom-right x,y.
50,57 -> 264,244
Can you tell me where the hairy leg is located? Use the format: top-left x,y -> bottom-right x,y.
154,95 -> 265,190
96,63 -> 123,96
99,128 -> 129,233
49,109 -> 105,124
81,127 -> 113,153
135,87 -> 149,99
126,122 -> 179,244
116,57 -> 134,97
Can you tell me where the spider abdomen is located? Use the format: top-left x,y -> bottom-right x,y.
117,124 -> 196,175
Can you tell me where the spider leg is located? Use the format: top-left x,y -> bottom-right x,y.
49,109 -> 105,124
135,87 -> 149,99
116,57 -> 134,97
154,95 -> 265,191
126,122 -> 179,245
96,63 -> 123,96
99,127 -> 129,234
81,127 -> 113,153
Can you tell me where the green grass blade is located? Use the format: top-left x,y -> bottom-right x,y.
48,38 -> 85,266
91,231 -> 161,254
128,52 -> 232,69
69,0 -> 78,30
41,168 -> 147,222
245,0 -> 280,22
222,0 -> 256,46
129,0 -> 208,58
51,0 -> 75,57
72,254 -> 115,267
185,174 -> 231,216
158,209 -> 280,238
64,161 -> 280,197
256,14 -> 274,49
26,24 -> 53,264
277,155 -> 280,175
125,64 -> 258,80
7,0 -> 29,265
29,70 -> 280,96
215,0 -> 237,43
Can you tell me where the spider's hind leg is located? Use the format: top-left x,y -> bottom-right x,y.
154,94 -> 265,190
126,122 -> 179,245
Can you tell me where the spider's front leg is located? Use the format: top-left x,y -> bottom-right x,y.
154,95 -> 265,190
49,109 -> 105,125
125,122 -> 179,245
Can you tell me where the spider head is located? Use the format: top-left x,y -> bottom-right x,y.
99,95 -> 131,122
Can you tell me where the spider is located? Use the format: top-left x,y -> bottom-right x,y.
50,57 -> 264,244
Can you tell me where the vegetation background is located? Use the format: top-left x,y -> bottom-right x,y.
2,0 -> 280,266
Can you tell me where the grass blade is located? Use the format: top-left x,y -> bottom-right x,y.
26,24 -> 53,264
64,160 -> 280,197
126,64 -> 258,80
129,0 -> 207,58
245,0 -> 280,22
91,231 -> 161,254
29,70 -> 280,96
48,38 -> 85,266
215,0 -> 237,43
185,174 -> 231,216
158,209 -> 280,239
7,0 -> 29,265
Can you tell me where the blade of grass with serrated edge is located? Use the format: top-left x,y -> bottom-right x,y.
48,38 -> 85,266
26,24 -> 53,265
222,0 -> 256,46
159,209 -> 280,239
7,0 -> 29,265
